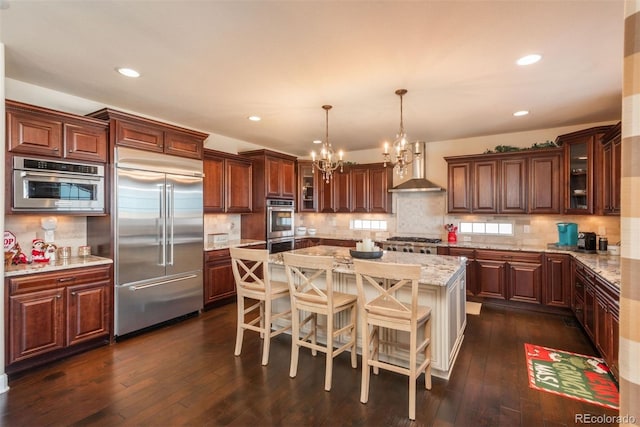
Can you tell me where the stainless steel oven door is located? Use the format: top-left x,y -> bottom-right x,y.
267,206 -> 294,239
13,170 -> 105,212
267,237 -> 295,254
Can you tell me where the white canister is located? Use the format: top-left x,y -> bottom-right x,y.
608,245 -> 620,256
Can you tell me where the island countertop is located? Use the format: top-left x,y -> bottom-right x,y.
269,245 -> 466,287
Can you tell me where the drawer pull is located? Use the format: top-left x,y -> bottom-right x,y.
57,277 -> 76,283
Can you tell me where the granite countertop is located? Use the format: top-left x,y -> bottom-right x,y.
204,239 -> 266,251
4,255 -> 113,278
443,241 -> 621,288
269,245 -> 466,287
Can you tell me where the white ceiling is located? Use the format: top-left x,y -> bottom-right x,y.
0,1 -> 625,157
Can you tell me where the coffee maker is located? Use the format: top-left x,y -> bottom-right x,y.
577,232 -> 597,253
557,222 -> 578,247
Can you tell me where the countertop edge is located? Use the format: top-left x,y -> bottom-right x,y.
5,256 -> 113,278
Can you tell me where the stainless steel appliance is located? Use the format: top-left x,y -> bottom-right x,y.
577,231 -> 597,253
382,236 -> 442,254
267,236 -> 295,254
114,147 -> 204,337
12,155 -> 105,212
266,199 -> 295,239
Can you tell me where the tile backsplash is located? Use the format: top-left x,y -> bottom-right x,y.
4,215 -> 87,258
204,214 -> 241,241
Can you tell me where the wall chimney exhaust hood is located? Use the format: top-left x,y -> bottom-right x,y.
388,141 -> 443,192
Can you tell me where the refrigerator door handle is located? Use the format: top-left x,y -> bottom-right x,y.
128,273 -> 199,291
167,183 -> 175,266
159,183 -> 167,267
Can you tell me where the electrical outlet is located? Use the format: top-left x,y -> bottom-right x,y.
523,225 -> 531,233
463,236 -> 471,242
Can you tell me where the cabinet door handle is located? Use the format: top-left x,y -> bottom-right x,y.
53,147 -> 59,151
57,277 -> 76,283
71,291 -> 77,296
68,149 -> 74,153
56,294 -> 62,299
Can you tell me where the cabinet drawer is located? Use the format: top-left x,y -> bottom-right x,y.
475,250 -> 542,264
204,249 -> 231,263
8,266 -> 111,295
448,248 -> 475,258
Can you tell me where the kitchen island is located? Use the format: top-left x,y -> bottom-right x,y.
269,245 -> 467,379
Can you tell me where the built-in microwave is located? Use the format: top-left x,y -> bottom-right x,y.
12,156 -> 105,212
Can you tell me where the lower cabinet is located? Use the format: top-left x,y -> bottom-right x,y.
295,238 -> 320,249
6,265 -> 112,370
475,250 -> 542,304
543,253 -> 571,308
203,244 -> 264,308
571,259 -> 619,380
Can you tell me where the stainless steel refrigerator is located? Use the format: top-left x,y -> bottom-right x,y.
114,147 -> 204,336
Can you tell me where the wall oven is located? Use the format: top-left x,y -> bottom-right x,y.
267,237 -> 295,254
12,156 -> 105,212
266,199 -> 294,239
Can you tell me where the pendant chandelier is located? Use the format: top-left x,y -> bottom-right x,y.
382,89 -> 420,179
312,105 -> 344,183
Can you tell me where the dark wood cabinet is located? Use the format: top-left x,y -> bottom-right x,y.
446,247 -> 476,296
6,100 -> 108,162
203,244 -> 265,308
368,164 -> 393,213
556,125 -> 612,215
501,158 -> 527,213
88,108 -> 208,160
599,122 -> 621,215
473,160 -> 499,213
571,260 -> 619,380
204,249 -> 235,307
66,280 -> 110,346
265,156 -> 296,199
474,249 -> 542,304
350,166 -> 369,213
317,163 -> 391,214
543,253 -> 571,308
446,148 -> 562,214
447,160 -> 472,213
529,152 -> 562,214
5,265 -> 112,370
203,149 -> 252,213
295,238 -> 320,249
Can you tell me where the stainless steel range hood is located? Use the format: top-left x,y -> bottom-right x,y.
389,141 -> 443,192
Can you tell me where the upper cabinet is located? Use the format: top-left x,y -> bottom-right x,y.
445,148 -> 562,214
87,108 -> 208,159
241,150 -> 297,200
203,149 -> 252,214
316,163 -> 392,214
297,160 -> 317,212
556,125 -> 612,215
6,100 -> 108,163
599,122 -> 621,216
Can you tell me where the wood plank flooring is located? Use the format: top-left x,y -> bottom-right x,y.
0,303 -> 619,426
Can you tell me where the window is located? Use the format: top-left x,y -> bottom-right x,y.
350,219 -> 387,231
459,221 -> 513,236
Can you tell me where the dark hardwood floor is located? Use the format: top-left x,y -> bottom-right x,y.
0,303 -> 619,426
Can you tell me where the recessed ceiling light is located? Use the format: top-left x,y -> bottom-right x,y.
248,115 -> 261,122
516,54 -> 542,66
116,67 -> 140,78
313,140 -> 323,144
513,110 -> 529,117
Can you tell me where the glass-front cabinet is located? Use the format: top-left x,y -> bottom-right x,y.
557,126 -> 612,215
297,160 -> 317,212
568,142 -> 590,212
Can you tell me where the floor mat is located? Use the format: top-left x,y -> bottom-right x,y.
524,343 -> 618,409
466,301 -> 482,315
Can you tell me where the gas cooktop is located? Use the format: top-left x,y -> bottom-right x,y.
387,236 -> 442,244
